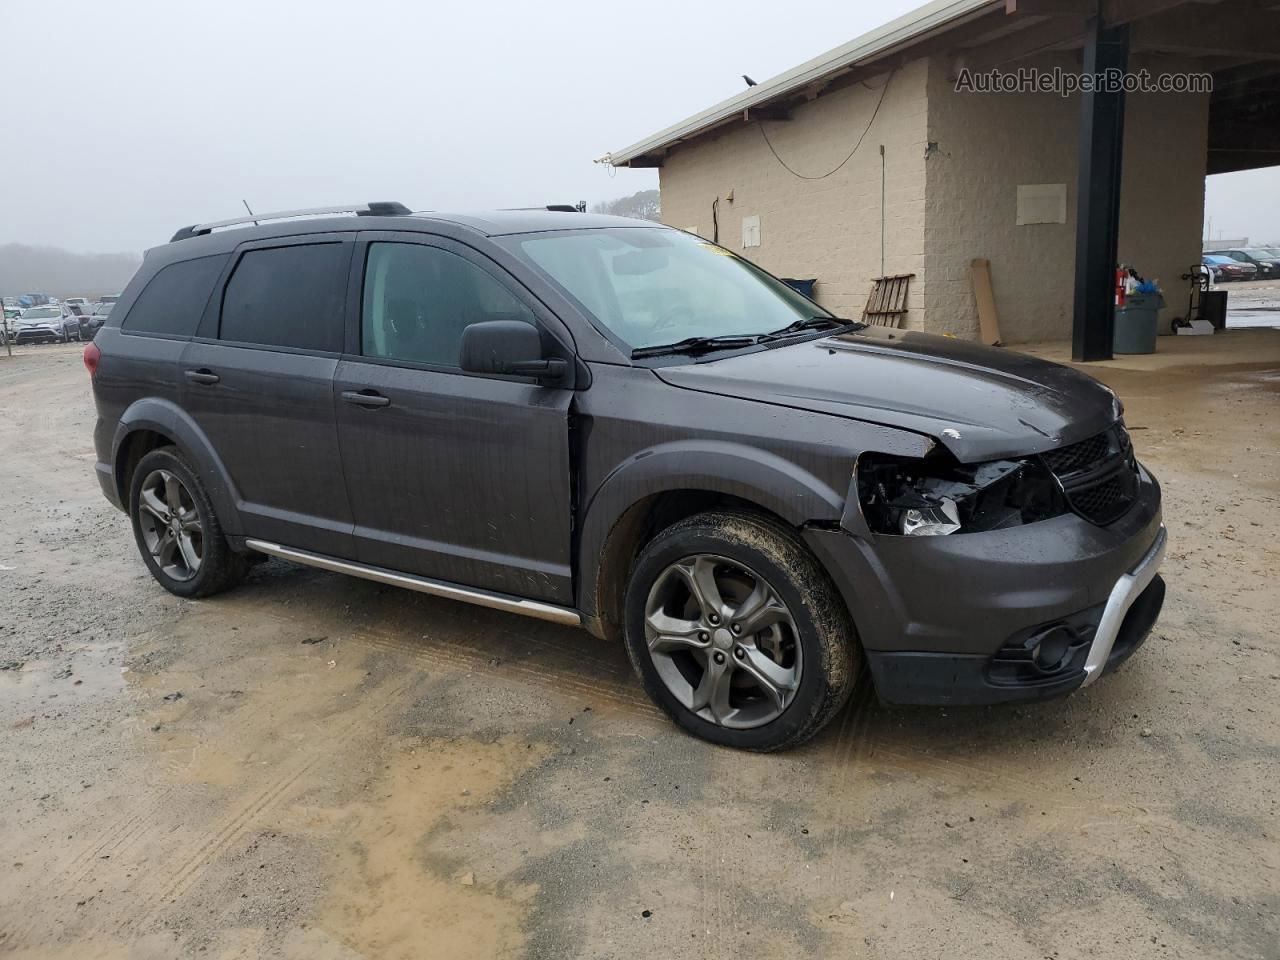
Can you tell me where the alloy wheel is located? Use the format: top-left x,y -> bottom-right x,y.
137,469 -> 204,581
643,554 -> 801,729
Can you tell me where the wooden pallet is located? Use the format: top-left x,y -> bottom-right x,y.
862,274 -> 914,327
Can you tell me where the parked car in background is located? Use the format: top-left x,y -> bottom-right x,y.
88,300 -> 114,334
88,204 -> 1166,751
1242,248 -> 1280,275
14,305 -> 84,343
2,307 -> 19,342
65,297 -> 92,309
63,303 -> 95,339
1202,255 -> 1256,282
1206,249 -> 1277,279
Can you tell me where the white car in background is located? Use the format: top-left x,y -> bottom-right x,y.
13,306 -> 81,344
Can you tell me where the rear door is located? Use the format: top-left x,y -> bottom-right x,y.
180,234 -> 355,557
334,233 -> 574,603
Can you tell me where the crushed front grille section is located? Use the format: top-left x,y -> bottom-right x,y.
1040,424 -> 1139,526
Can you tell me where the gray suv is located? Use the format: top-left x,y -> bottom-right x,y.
88,202 -> 1167,751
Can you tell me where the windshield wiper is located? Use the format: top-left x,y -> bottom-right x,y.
763,315 -> 860,340
631,335 -> 762,359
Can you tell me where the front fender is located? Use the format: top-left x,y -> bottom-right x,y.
575,439 -> 847,619
113,397 -> 244,537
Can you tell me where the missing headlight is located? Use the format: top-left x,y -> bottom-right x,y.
857,452 -> 1067,536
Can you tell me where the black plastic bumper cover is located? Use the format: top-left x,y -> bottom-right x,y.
864,575 -> 1165,706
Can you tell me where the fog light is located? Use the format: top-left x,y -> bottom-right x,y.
1033,627 -> 1073,672
901,498 -> 961,536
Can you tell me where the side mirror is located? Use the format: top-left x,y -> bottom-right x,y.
460,321 -> 566,382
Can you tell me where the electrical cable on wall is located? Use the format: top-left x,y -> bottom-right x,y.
757,68 -> 895,181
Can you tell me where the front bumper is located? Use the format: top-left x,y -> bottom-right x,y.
803,464 -> 1166,705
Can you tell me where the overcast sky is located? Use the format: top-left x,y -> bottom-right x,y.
4,0 -> 1275,255
2,0 -> 922,254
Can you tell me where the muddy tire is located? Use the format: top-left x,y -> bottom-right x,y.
624,510 -> 858,751
128,446 -> 247,599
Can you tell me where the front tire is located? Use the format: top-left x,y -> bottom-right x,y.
128,447 -> 247,598
624,511 -> 858,751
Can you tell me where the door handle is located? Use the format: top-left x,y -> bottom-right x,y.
342,389 -> 391,408
184,369 -> 220,385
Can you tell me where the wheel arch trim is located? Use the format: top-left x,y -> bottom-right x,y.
575,440 -> 846,624
113,398 -> 244,537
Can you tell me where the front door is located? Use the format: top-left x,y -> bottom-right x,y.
334,235 -> 574,604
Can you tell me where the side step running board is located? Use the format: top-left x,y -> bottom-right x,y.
244,539 -> 581,626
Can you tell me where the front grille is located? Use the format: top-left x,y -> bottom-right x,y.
1069,472 -> 1131,524
1041,432 -> 1109,474
1041,424 -> 1139,526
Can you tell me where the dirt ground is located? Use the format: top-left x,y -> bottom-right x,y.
1,333 -> 1277,960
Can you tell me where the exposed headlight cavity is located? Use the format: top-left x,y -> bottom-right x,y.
857,452 -> 1066,536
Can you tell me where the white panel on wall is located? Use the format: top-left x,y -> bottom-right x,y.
1016,183 -> 1067,225
742,215 -> 761,248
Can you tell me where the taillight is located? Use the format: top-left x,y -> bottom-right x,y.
83,340 -> 101,378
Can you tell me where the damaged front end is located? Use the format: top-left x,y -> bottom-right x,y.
857,452 -> 1066,536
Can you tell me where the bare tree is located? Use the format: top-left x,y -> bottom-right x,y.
591,189 -> 660,221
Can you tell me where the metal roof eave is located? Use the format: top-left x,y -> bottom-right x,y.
602,0 -> 1001,167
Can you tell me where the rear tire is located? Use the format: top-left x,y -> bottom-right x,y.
623,510 -> 858,751
128,446 -> 247,598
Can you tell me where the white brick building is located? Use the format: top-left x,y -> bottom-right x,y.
604,0 -> 1278,355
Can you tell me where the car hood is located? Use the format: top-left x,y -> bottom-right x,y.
653,326 -> 1121,463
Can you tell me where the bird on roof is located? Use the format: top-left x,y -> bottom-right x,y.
743,75 -> 757,87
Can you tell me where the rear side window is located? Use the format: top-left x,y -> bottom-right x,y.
122,255 -> 228,337
219,243 -> 347,352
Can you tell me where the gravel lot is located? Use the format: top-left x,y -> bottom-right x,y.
1,336 -> 1277,960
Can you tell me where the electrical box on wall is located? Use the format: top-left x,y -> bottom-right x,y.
1016,184 -> 1067,225
742,215 -> 761,248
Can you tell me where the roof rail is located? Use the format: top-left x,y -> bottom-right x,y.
503,203 -> 587,213
169,201 -> 412,243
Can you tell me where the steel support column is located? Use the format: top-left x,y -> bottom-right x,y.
1072,16 -> 1130,362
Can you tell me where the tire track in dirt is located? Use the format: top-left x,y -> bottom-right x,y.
353,624 -> 661,717
112,674 -> 417,940
3,672 -> 415,952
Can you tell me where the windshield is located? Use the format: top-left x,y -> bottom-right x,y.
23,308 -> 60,319
501,227 -> 831,350
93,302 -> 114,315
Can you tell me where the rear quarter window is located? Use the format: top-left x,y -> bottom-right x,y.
122,254 -> 229,337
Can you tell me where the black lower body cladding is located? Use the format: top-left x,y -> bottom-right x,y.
803,463 -> 1165,705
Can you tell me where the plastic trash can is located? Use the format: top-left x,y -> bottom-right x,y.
1113,293 -> 1163,354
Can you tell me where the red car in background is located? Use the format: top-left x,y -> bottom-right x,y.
1202,255 -> 1257,282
